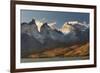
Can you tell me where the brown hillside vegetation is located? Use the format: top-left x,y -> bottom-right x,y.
64,43 -> 89,57
28,42 -> 89,59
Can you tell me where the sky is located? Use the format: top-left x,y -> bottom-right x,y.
21,10 -> 90,28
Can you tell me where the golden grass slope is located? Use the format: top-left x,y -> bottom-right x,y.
28,42 -> 89,58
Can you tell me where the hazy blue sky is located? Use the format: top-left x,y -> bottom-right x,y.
21,10 -> 89,28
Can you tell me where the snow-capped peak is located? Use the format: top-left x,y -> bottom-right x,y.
48,22 -> 56,30
67,21 -> 89,31
68,21 -> 89,28
59,22 -> 74,34
35,20 -> 44,32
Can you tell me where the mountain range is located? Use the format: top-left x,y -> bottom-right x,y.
21,19 -> 89,58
